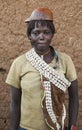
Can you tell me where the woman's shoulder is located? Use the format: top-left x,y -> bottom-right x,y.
13,53 -> 26,64
14,53 -> 26,62
12,52 -> 29,67
58,51 -> 71,61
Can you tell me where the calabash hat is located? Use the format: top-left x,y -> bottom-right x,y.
25,7 -> 53,22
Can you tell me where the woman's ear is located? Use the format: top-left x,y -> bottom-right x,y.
28,35 -> 31,40
51,34 -> 54,39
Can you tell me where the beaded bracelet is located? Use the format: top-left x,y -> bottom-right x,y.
68,125 -> 76,130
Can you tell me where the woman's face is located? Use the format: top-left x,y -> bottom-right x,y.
29,23 -> 53,52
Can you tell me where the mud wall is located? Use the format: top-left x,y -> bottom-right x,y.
0,0 -> 82,129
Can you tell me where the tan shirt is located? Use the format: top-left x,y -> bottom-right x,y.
6,51 -> 77,130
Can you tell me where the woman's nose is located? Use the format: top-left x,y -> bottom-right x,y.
39,33 -> 44,40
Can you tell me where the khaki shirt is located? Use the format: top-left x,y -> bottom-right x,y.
6,51 -> 77,130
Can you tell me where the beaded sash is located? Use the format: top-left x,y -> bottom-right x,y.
26,48 -> 71,130
26,48 -> 71,92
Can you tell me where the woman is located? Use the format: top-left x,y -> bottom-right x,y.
6,8 -> 79,130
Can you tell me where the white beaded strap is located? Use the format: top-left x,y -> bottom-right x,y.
26,48 -> 71,92
43,81 -> 66,130
44,81 -> 61,129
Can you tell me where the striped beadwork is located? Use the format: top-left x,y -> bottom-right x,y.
26,48 -> 71,92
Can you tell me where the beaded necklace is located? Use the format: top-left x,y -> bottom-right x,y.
36,48 -> 50,60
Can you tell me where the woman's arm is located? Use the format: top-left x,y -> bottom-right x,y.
10,86 -> 21,130
68,79 -> 79,129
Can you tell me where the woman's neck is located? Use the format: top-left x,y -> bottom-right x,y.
35,48 -> 50,56
34,47 -> 54,63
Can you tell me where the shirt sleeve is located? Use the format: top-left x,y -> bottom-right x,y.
6,59 -> 21,88
65,55 -> 77,82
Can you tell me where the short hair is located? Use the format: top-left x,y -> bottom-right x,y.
27,20 -> 56,37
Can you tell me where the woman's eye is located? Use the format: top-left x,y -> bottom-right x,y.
32,31 -> 39,36
44,31 -> 51,35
